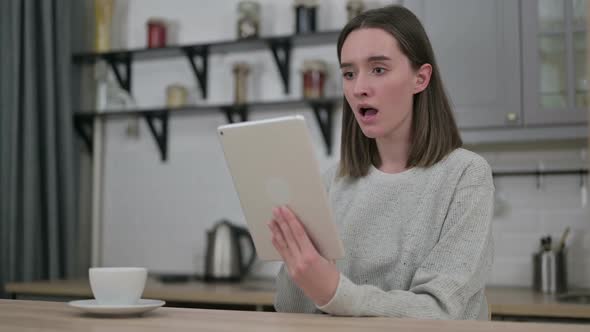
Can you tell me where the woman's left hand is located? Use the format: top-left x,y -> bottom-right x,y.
268,206 -> 340,306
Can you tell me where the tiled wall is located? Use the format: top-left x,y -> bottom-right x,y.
474,143 -> 590,288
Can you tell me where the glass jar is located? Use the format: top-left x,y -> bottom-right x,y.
233,62 -> 251,104
301,60 -> 327,99
294,0 -> 318,34
147,18 -> 167,48
237,1 -> 260,39
346,0 -> 364,21
166,84 -> 188,108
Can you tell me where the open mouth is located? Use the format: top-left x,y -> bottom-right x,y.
359,106 -> 379,118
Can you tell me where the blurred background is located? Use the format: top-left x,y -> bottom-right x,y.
0,0 -> 589,320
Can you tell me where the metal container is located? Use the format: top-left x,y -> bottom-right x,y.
532,249 -> 567,294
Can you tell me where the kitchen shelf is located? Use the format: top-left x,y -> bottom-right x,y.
492,168 -> 588,189
493,169 -> 587,177
73,97 -> 342,161
72,30 -> 341,97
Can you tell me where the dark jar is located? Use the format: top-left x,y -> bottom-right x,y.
294,0 -> 318,34
147,18 -> 167,48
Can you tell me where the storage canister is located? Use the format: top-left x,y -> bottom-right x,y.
294,0 -> 318,34
237,1 -> 261,39
233,62 -> 251,104
301,60 -> 327,99
166,84 -> 189,108
346,0 -> 365,21
147,18 -> 167,48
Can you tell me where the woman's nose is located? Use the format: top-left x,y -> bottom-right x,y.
352,74 -> 371,98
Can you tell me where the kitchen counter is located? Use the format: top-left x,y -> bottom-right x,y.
486,287 -> 590,320
5,280 -> 590,319
1,299 -> 588,332
5,278 -> 275,309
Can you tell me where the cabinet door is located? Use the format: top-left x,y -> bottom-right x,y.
522,0 -> 588,125
412,0 -> 522,129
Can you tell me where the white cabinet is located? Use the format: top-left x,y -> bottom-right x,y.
522,0 -> 588,125
410,0 -> 522,129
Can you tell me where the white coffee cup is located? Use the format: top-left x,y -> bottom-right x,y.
89,267 -> 147,305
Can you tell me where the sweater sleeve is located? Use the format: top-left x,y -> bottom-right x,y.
316,159 -> 495,319
274,263 -> 319,313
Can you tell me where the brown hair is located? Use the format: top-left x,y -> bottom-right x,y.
337,5 -> 462,178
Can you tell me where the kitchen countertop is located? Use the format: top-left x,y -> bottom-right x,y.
5,278 -> 275,307
485,287 -> 590,319
1,299 -> 589,332
5,279 -> 590,319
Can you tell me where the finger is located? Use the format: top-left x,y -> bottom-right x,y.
268,219 -> 287,250
268,220 -> 294,263
273,207 -> 302,258
280,206 -> 317,254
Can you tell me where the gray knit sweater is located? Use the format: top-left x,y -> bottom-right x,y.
274,148 -> 494,320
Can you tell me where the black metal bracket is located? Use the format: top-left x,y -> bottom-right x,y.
103,54 -> 133,93
310,101 -> 335,155
267,38 -> 292,94
73,115 -> 94,154
183,46 -> 209,99
221,106 -> 249,123
143,111 -> 169,161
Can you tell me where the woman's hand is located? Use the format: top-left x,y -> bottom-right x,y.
268,206 -> 340,306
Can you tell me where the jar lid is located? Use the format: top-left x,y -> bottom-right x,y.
347,0 -> 364,10
294,0 -> 318,8
147,18 -> 166,25
302,60 -> 327,72
238,1 -> 260,10
233,62 -> 251,72
166,84 -> 188,91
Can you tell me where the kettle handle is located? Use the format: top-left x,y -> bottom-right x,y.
236,226 -> 256,274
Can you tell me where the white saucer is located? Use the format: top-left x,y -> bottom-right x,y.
68,299 -> 165,316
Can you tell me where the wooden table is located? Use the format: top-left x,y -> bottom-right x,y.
1,299 -> 589,332
5,280 -> 590,321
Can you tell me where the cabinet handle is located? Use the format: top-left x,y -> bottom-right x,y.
506,112 -> 518,123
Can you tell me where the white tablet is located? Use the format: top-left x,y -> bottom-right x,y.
217,115 -> 344,261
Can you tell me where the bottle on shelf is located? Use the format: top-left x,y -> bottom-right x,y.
94,0 -> 114,52
233,62 -> 251,104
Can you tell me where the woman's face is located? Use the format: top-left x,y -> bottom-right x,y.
340,28 -> 430,140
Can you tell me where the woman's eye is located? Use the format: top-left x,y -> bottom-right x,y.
342,72 -> 354,80
373,67 -> 386,75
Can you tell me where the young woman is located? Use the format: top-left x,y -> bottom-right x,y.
268,5 -> 494,320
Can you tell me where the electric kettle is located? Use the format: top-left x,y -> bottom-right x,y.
204,219 -> 256,282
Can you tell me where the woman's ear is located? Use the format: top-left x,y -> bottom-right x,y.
414,64 -> 432,94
